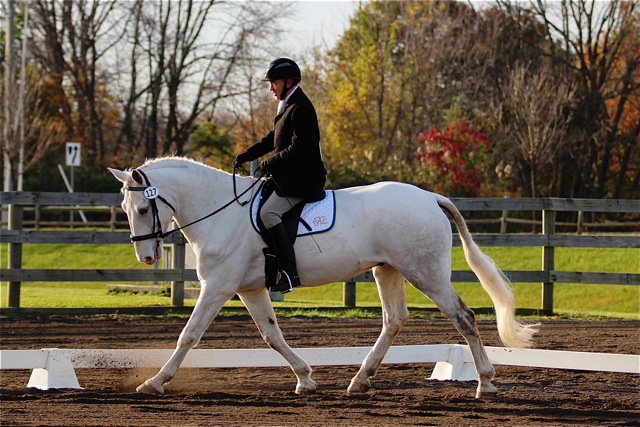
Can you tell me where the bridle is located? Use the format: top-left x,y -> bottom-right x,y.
125,169 -> 177,246
124,167 -> 263,246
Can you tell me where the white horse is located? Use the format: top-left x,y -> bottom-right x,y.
109,156 -> 537,399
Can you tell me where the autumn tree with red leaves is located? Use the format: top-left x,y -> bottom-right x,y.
417,122 -> 490,196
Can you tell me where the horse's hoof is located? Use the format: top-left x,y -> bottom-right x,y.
346,380 -> 370,395
475,383 -> 498,399
295,385 -> 316,395
136,380 -> 164,395
295,377 -> 317,395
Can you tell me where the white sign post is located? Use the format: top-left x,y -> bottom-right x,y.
65,142 -> 81,167
64,143 -> 83,226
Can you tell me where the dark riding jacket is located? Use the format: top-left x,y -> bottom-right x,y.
240,88 -> 327,202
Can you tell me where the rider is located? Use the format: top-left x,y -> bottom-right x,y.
234,58 -> 327,293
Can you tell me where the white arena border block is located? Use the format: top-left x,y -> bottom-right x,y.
0,345 -> 638,390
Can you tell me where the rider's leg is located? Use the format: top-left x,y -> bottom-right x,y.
260,192 -> 302,293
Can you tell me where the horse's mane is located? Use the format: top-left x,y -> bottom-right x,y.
139,156 -> 203,170
137,156 -> 232,177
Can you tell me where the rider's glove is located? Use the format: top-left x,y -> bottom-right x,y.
233,152 -> 251,168
259,160 -> 271,175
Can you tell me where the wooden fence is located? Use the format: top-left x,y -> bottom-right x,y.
3,203 -> 636,233
1,192 -> 639,315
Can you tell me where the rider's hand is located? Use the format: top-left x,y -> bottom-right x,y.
259,160 -> 271,175
233,152 -> 251,168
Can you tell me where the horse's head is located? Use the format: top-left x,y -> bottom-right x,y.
109,167 -> 176,265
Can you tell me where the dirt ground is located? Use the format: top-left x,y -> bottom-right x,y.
1,314 -> 638,427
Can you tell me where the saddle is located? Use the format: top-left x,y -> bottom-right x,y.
250,180 -> 335,289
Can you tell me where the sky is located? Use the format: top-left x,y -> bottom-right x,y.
281,1 -> 363,56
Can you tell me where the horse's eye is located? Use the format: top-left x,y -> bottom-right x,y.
138,207 -> 149,216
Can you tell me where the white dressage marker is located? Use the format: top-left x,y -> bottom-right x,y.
1,345 -> 637,390
430,346 -> 640,381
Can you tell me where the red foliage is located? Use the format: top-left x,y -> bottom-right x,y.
417,122 -> 489,194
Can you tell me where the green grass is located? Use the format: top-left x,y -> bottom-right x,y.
1,243 -> 638,318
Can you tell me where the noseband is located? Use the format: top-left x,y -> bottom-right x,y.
125,169 -> 176,245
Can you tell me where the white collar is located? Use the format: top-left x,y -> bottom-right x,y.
282,85 -> 299,104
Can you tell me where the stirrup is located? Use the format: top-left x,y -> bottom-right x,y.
270,270 -> 297,294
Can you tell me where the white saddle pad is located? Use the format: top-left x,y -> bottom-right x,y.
250,188 -> 336,237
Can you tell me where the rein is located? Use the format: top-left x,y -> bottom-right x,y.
125,168 -> 263,244
233,163 -> 255,207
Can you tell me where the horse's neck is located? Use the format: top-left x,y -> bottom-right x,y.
163,164 -> 251,237
169,165 -> 222,219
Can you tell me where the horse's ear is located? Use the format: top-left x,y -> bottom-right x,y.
108,168 -> 131,184
131,169 -> 144,185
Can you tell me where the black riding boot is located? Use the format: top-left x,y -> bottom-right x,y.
266,222 -> 301,293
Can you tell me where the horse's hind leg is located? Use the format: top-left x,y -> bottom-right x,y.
414,278 -> 496,398
348,264 -> 409,394
239,288 -> 316,394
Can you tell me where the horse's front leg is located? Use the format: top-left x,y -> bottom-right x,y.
348,265 -> 409,394
136,281 -> 236,395
238,288 -> 316,394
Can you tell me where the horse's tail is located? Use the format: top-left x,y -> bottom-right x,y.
437,196 -> 539,349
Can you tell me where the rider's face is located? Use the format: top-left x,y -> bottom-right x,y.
268,79 -> 286,100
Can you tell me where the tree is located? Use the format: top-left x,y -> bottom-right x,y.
12,0 -> 287,192
2,0 -> 17,191
317,1 -> 554,193
321,1 -> 484,187
529,0 -> 640,198
2,1 -> 66,192
417,122 -> 490,196
30,0 -> 126,166
495,64 -> 577,197
189,121 -> 233,167
19,68 -> 69,174
113,0 -> 285,163
605,4 -> 640,198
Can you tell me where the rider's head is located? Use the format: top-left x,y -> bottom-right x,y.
262,58 -> 301,101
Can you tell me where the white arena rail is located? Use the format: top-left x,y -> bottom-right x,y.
1,345 -> 638,390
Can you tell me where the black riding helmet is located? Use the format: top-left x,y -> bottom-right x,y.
262,58 -> 301,100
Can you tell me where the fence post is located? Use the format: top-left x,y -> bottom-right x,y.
343,280 -> 356,308
542,208 -> 555,315
7,204 -> 24,308
171,234 -> 186,307
500,209 -> 508,234
34,203 -> 41,230
109,206 -> 116,231
576,211 -> 584,234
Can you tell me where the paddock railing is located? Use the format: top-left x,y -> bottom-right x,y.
1,192 -> 639,314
